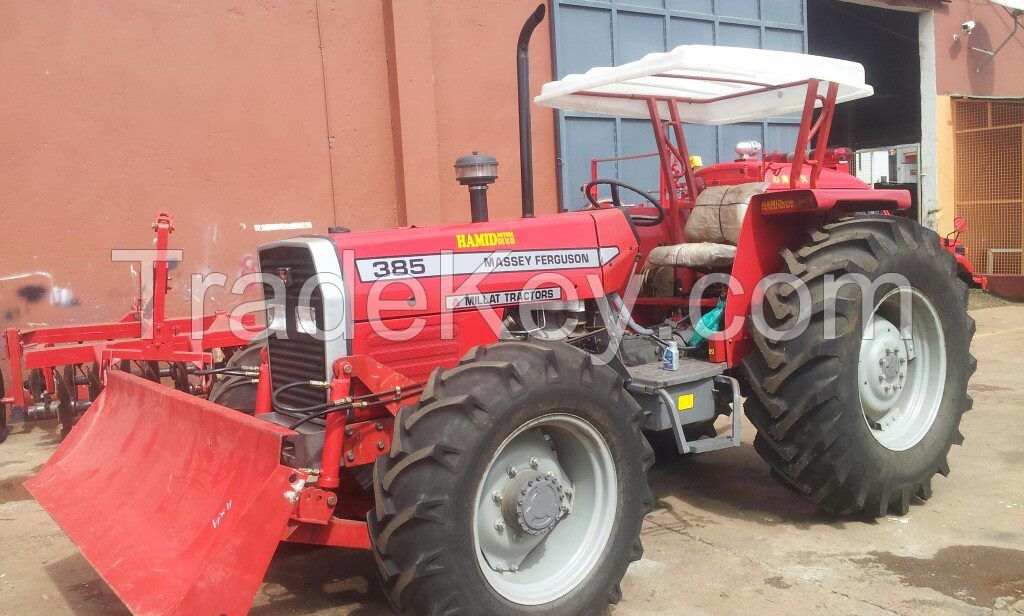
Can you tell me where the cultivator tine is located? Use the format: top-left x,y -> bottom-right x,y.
26,371 -> 297,615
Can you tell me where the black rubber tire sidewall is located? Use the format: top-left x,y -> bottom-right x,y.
742,215 -> 975,516
369,341 -> 653,616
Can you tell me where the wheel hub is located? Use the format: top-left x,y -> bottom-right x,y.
857,288 -> 947,451
859,317 -> 909,422
502,472 -> 566,536
473,415 -> 617,605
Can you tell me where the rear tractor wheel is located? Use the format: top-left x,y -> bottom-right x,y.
743,215 -> 976,517
369,341 -> 654,615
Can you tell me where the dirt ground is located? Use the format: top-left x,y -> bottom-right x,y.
969,289 -> 1022,311
1,305 -> 1023,615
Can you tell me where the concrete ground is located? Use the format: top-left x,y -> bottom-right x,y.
1,305 -> 1022,615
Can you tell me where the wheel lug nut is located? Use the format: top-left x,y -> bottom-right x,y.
506,465 -> 518,477
545,471 -> 555,479
878,374 -> 885,383
491,491 -> 502,503
879,358 -> 885,366
508,564 -> 519,572
495,521 -> 505,533
899,373 -> 905,379
529,457 -> 540,469
900,358 -> 906,365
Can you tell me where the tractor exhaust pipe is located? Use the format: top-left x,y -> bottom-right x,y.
517,4 -> 546,219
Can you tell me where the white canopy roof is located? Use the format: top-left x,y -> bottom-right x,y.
534,45 -> 873,125
991,0 -> 1024,12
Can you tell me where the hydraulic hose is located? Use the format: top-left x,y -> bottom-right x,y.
270,377 -> 428,429
271,380 -> 335,414
211,377 -> 259,398
285,385 -> 425,430
195,365 -> 258,377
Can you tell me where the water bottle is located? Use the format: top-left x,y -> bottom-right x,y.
663,340 -> 679,371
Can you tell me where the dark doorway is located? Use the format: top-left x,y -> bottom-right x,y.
807,0 -> 922,150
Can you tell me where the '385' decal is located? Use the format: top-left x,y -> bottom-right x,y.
355,247 -> 620,282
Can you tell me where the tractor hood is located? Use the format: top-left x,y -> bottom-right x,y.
315,208 -> 638,323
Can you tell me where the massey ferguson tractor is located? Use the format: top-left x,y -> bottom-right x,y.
26,6 -> 974,615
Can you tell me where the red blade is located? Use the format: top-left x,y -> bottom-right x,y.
26,371 -> 297,615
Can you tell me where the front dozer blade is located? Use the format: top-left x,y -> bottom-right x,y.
26,371 -> 298,615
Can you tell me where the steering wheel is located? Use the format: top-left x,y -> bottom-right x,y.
582,179 -> 665,227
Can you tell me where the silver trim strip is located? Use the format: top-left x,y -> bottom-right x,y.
257,236 -> 349,382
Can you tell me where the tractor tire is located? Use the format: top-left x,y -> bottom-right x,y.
368,341 -> 654,616
742,215 -> 976,518
208,343 -> 263,414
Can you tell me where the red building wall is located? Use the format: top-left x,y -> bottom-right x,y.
0,1 -> 557,356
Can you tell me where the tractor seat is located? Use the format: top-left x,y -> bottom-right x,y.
648,242 -> 736,269
647,182 -> 766,270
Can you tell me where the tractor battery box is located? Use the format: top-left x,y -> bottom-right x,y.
625,360 -> 724,431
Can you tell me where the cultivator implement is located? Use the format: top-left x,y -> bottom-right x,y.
1,212 -> 257,442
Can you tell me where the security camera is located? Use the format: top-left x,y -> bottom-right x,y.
954,20 -> 976,42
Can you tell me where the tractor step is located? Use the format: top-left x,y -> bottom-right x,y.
625,361 -> 741,456
686,377 -> 743,454
625,358 -> 725,392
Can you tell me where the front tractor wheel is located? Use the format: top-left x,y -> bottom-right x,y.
369,341 -> 654,616
743,215 -> 976,518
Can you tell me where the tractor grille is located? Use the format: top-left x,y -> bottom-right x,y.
259,245 -> 328,409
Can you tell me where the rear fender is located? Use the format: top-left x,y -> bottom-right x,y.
723,188 -> 911,366
755,188 -> 911,216
722,202 -> 811,367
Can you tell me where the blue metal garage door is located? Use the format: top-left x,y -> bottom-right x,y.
551,0 -> 808,209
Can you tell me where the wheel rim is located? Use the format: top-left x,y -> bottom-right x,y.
472,413 -> 617,605
858,287 -> 946,451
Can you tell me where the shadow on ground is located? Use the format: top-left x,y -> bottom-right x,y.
253,544 -> 391,615
646,440 -> 858,531
43,553 -> 129,616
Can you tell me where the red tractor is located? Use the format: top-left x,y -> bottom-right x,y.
942,215 -> 989,289
27,6 -> 974,615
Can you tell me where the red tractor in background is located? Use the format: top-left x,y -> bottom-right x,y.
942,215 -> 989,289
26,6 -> 974,615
